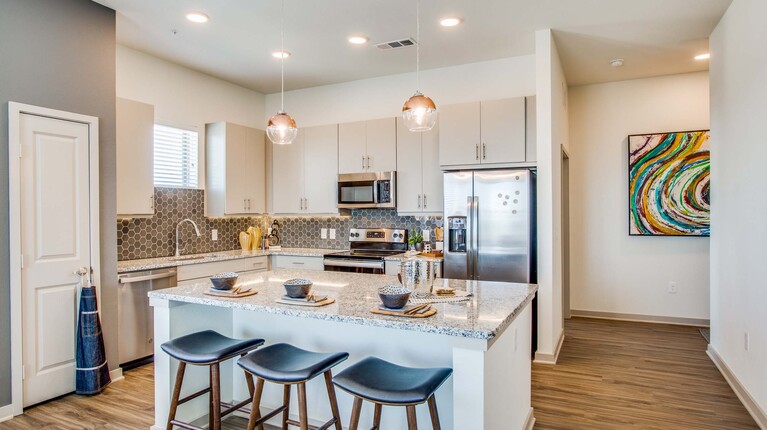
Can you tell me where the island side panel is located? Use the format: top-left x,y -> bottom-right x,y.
230,308 -> 486,430
150,299 -> 235,430
453,303 -> 533,429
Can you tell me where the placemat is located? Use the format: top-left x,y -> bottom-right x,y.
275,297 -> 335,307
410,290 -> 472,304
204,289 -> 257,298
370,307 -> 437,318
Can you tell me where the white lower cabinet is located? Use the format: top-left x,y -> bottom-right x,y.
177,256 -> 269,282
396,118 -> 443,215
271,255 -> 324,271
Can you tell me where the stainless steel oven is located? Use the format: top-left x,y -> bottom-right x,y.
337,171 -> 396,209
324,228 -> 407,274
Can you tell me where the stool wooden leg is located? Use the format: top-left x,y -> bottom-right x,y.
373,403 -> 382,429
297,383 -> 309,430
282,384 -> 291,430
406,405 -> 418,430
427,396 -> 441,430
323,371 -> 343,430
166,362 -> 186,430
210,363 -> 222,430
349,397 -> 363,430
247,377 -> 265,430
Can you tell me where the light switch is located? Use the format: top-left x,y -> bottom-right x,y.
211,229 -> 218,241
423,229 -> 430,241
321,228 -> 328,239
329,229 -> 336,239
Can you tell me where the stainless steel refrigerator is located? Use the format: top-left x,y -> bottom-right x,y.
443,169 -> 536,283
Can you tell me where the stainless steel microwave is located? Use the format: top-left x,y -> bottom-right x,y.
337,172 -> 396,209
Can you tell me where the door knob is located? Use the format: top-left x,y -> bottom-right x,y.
74,267 -> 88,276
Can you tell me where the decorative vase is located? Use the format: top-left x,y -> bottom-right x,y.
239,231 -> 251,251
415,243 -> 424,252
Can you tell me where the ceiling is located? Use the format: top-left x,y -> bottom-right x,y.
93,0 -> 732,93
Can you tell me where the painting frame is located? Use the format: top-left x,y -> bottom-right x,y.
628,129 -> 710,237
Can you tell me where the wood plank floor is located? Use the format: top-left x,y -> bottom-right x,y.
532,318 -> 759,429
0,318 -> 758,429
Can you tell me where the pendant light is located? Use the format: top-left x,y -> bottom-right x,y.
402,0 -> 437,132
267,0 -> 298,145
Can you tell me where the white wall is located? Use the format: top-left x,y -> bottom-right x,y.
709,0 -> 767,423
116,45 -> 266,188
568,72 -> 710,321
264,56 -> 536,126
534,29 -> 568,363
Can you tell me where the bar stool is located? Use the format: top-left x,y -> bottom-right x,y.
161,330 -> 265,430
237,343 -> 349,430
332,357 -> 453,430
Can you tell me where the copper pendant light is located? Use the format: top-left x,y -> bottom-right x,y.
267,0 -> 298,145
402,0 -> 437,132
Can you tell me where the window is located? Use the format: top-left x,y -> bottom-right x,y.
153,124 -> 199,188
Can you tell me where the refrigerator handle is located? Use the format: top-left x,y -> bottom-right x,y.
467,196 -> 474,279
473,196 -> 479,280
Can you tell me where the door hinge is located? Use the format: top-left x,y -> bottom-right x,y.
22,365 -> 25,381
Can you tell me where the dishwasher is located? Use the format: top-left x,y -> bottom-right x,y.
117,267 -> 177,368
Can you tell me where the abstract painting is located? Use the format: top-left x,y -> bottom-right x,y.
628,130 -> 710,236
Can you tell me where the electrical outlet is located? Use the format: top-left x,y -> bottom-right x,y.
745,332 -> 750,351
329,229 -> 336,239
211,229 -> 218,241
668,282 -> 678,294
321,228 -> 328,239
423,229 -> 430,241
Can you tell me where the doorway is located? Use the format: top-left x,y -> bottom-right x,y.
561,146 -> 571,319
9,103 -> 100,414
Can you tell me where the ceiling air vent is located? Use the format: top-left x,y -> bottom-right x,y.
376,38 -> 417,51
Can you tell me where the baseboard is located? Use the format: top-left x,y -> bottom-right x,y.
0,404 -> 14,423
707,346 -> 767,429
570,309 -> 710,327
534,329 -> 565,364
524,407 -> 536,430
110,367 -> 124,382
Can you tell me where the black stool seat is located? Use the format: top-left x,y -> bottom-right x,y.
160,330 -> 265,364
238,343 -> 349,383
333,357 -> 452,405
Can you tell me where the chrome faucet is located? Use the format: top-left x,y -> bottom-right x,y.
175,218 -> 201,257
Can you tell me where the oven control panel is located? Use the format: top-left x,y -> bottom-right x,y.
349,228 -> 408,243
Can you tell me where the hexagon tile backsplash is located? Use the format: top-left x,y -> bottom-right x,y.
117,188 -> 443,261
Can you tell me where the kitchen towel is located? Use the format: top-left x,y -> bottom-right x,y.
75,276 -> 111,395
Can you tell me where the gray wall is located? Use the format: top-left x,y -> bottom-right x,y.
0,0 -> 117,407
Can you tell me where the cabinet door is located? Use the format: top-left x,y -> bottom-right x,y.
366,117 -> 397,172
271,129 -> 305,213
244,128 -> 266,213
480,97 -> 526,164
225,123 -> 262,214
304,124 -> 339,214
116,98 -> 155,216
396,118 -> 423,214
421,125 -> 443,213
338,121 -> 367,174
439,101 -> 481,166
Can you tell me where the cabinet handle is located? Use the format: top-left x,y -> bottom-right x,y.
304,198 -> 308,211
483,143 -> 487,160
366,156 -> 371,169
362,156 -> 366,170
475,144 -> 480,160
418,194 -> 422,209
149,195 -> 154,210
424,194 -> 427,209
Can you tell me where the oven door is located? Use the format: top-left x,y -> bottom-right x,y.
323,258 -> 385,274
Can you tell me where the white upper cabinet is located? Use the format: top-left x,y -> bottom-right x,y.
439,97 -> 529,167
396,118 -> 443,215
117,98 -> 155,217
205,121 -> 266,216
338,118 -> 396,173
271,125 -> 339,215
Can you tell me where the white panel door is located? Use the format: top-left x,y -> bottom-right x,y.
19,114 -> 92,407
396,118 -> 423,213
271,129 -> 305,213
365,117 -> 397,172
439,101 -> 481,166
303,125 -> 339,214
116,98 -> 154,216
480,97 -> 526,164
421,125 -> 443,213
338,121 -> 367,174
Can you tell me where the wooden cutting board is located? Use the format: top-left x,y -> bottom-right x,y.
204,289 -> 257,298
419,251 -> 444,258
370,307 -> 437,318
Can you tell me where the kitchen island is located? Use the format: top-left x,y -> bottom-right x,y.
149,269 -> 537,430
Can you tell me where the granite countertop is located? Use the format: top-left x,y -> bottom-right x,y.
117,248 -> 337,273
148,269 -> 537,341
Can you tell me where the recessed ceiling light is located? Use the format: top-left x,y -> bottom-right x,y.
272,50 -> 291,59
610,58 -> 625,67
348,35 -> 369,45
439,17 -> 462,27
695,53 -> 711,60
185,11 -> 209,23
